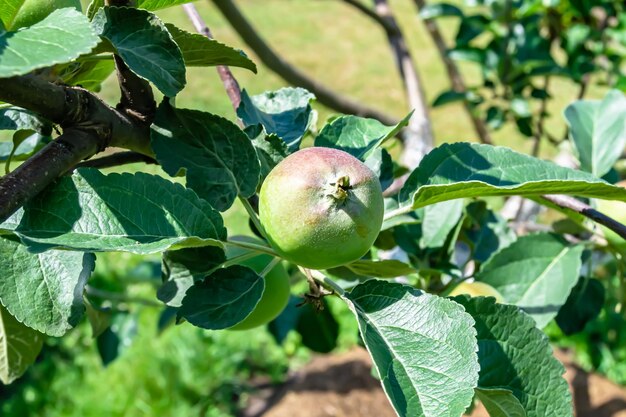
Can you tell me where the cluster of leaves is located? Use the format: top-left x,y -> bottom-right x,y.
0,1 -> 626,417
424,0 -> 626,144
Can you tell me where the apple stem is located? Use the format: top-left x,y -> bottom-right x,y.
224,239 -> 279,257
260,257 -> 281,278
239,196 -> 268,239
300,267 -> 346,297
209,251 -> 260,274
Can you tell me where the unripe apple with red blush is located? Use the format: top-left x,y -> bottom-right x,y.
259,147 -> 384,270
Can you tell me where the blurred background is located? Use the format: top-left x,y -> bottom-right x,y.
2,0 -> 626,416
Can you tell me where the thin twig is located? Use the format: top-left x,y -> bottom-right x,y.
183,3 -> 243,112
239,196 -> 266,239
385,194 -> 626,240
0,129 -> 100,222
224,239 -> 279,257
541,195 -> 626,240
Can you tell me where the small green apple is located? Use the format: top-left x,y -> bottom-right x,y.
9,0 -> 82,31
227,236 -> 291,331
259,147 -> 384,270
449,281 -> 504,303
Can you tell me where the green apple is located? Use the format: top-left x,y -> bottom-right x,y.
9,0 -> 82,31
259,147 -> 384,270
227,236 -> 291,331
449,281 -> 504,303
597,180 -> 626,253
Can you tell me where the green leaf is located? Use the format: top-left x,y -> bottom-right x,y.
0,132 -> 50,162
295,298 -> 339,353
364,147 -> 394,191
515,117 -> 533,137
92,7 -> 185,96
555,277 -> 604,335
419,3 -> 463,19
165,24 -> 256,72
343,280 -> 479,417
398,143 -> 626,211
177,265 -> 264,330
56,57 -> 116,91
237,88 -> 315,151
432,90 -> 468,107
137,0 -> 194,11
0,0 -> 20,28
510,98 -> 531,118
0,8 -> 99,78
253,133 -> 289,176
486,106 -> 505,130
1,0 -> 83,29
314,112 -> 411,160
245,125 -> 289,180
97,311 -> 137,365
382,198 -> 419,231
0,236 -> 95,337
462,201 -> 516,263
448,47 -> 484,64
0,106 -> 50,133
3,169 -> 226,254
158,246 -> 226,307
475,388 -> 527,417
454,296 -> 572,417
420,199 -> 464,249
86,0 -> 104,20
269,296 -> 339,352
476,233 -> 583,328
268,296 -> 300,345
0,209 -> 21,232
151,101 -> 260,211
564,89 -> 626,177
84,300 -> 111,338
0,304 -> 44,384
458,14 -> 489,47
345,259 -> 416,278
0,105 -> 52,165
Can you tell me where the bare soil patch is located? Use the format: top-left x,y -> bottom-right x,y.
242,348 -> 626,417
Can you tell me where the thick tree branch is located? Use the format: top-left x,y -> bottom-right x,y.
108,0 -> 156,122
76,151 -> 157,169
0,75 -> 152,155
183,3 -> 242,112
210,0 -> 398,126
113,55 -> 156,123
0,129 -> 99,222
0,75 -> 153,224
372,0 -> 434,167
412,0 -> 493,145
541,195 -> 626,240
0,74 -> 73,122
